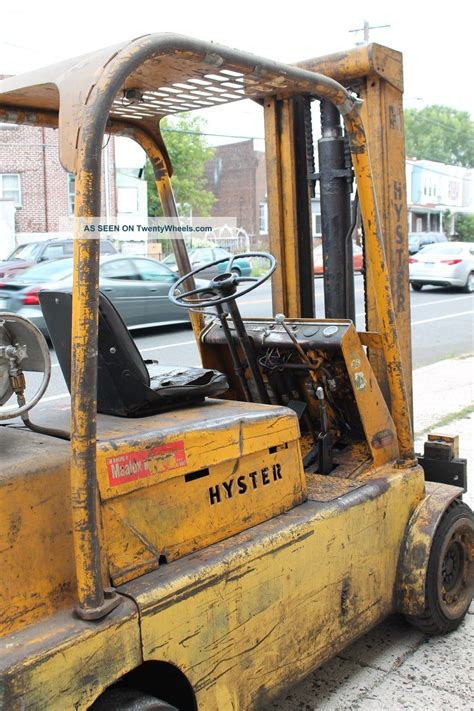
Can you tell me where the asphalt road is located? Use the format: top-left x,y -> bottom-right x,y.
27,275 -> 474,411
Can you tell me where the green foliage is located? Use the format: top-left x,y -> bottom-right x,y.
146,114 -> 215,217
404,105 -> 474,168
455,213 -> 474,241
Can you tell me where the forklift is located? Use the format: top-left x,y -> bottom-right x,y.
0,35 -> 472,711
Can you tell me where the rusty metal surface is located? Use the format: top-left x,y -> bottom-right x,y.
0,428 -> 74,636
0,33 -> 356,173
340,323 -> 399,465
295,43 -> 412,424
94,400 -> 304,585
295,42 -> 404,92
0,597 -> 140,711
120,466 -> 423,710
342,108 -> 415,463
306,473 -> 365,501
396,481 -> 464,615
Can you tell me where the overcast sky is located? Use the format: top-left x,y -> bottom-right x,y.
1,1 -> 470,165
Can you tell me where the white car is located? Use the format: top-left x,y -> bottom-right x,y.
409,241 -> 474,293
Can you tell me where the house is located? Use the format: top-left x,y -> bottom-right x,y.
204,140 -> 267,244
205,141 -> 473,245
406,158 -> 474,234
0,120 -> 148,258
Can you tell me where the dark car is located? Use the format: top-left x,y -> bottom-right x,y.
0,255 -> 203,335
408,232 -> 447,255
163,247 -> 252,278
0,238 -> 117,278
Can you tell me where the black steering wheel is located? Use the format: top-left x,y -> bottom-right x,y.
169,252 -> 276,309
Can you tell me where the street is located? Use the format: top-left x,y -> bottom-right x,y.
33,275 -> 474,411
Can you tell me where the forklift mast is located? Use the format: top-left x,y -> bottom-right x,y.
296,44 -> 412,414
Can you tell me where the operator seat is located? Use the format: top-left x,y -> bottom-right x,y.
39,290 -> 228,417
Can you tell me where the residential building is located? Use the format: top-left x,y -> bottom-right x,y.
406,158 -> 474,234
204,140 -> 267,244
205,141 -> 473,244
0,123 -> 149,258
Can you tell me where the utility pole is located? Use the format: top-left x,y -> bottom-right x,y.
349,20 -> 390,45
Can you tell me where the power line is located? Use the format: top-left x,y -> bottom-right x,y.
161,128 -> 265,141
406,161 -> 474,180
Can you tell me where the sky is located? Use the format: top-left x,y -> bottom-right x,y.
0,0 -> 471,165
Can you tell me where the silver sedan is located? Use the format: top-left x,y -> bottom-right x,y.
409,241 -> 474,292
0,255 -> 198,336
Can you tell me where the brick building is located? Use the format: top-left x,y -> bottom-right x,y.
0,122 -> 117,240
204,140 -> 267,241
205,139 -> 322,249
205,142 -> 474,247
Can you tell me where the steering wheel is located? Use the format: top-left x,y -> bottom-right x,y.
169,252 -> 276,309
0,313 -> 51,420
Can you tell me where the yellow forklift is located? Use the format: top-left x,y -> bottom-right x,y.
0,35 -> 472,711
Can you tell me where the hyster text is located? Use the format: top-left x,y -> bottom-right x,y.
209,463 -> 282,505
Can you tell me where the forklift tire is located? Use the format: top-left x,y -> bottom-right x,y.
89,687 -> 179,711
406,500 -> 474,635
411,283 -> 423,291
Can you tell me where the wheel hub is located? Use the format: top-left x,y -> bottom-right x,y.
438,523 -> 473,619
442,541 -> 462,590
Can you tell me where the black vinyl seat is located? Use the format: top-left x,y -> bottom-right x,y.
39,290 -> 228,417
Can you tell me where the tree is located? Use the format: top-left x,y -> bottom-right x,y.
455,213 -> 474,242
404,105 -> 474,168
145,114 -> 215,217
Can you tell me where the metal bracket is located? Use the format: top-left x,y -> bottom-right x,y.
75,588 -> 122,621
418,433 -> 467,491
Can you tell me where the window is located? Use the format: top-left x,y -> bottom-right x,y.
134,259 -> 174,281
0,174 -> 21,206
117,187 -> 138,213
311,212 -> 322,237
189,249 -> 213,264
213,157 -> 222,185
259,203 -> 268,234
8,243 -> 42,260
42,244 -> 67,260
101,259 -> 139,280
68,174 -> 75,215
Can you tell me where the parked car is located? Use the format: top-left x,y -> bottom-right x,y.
409,241 -> 474,292
0,238 -> 117,278
313,241 -> 363,276
0,255 -> 205,335
163,247 -> 252,278
408,231 -> 447,255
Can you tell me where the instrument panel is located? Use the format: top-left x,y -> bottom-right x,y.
202,318 -> 350,351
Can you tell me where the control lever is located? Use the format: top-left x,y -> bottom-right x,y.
274,314 -> 333,473
316,386 -> 333,475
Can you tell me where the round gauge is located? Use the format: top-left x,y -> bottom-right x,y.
322,325 -> 339,337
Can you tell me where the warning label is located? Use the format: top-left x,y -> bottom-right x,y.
106,441 -> 186,487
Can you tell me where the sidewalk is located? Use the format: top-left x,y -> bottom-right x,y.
266,354 -> 474,711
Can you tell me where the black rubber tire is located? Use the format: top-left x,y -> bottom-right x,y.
462,271 -> 474,293
89,688 -> 179,711
230,267 -> 241,277
411,282 -> 423,292
406,500 -> 474,635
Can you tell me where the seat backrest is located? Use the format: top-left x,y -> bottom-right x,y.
40,290 -> 150,414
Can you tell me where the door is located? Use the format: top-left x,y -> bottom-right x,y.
132,258 -> 186,324
100,258 -> 150,326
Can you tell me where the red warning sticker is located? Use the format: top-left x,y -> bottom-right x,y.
106,441 -> 186,487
